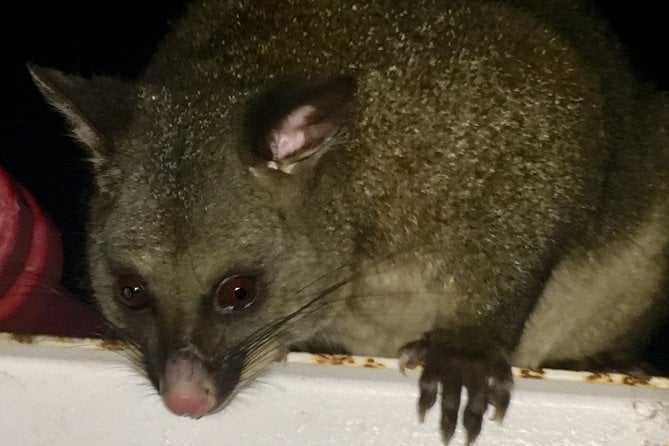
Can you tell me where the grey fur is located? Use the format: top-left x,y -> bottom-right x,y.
29,0 -> 669,443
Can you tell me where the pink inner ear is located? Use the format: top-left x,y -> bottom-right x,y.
275,130 -> 307,159
270,105 -> 318,161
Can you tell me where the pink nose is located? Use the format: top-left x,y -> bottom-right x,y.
162,389 -> 214,418
160,356 -> 216,418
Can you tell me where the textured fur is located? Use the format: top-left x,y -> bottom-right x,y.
30,0 -> 669,443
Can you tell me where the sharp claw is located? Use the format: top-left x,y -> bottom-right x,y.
463,410 -> 483,445
441,432 -> 455,445
397,340 -> 427,377
440,410 -> 458,445
488,381 -> 511,422
418,408 -> 427,423
398,358 -> 408,376
398,353 -> 418,375
489,405 -> 507,422
418,382 -> 439,415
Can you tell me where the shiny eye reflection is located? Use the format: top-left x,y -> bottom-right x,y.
216,275 -> 257,313
121,285 -> 141,300
115,275 -> 150,310
233,286 -> 247,299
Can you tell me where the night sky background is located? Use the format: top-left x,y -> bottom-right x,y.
1,1 -> 667,371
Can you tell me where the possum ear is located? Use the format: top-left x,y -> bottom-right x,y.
245,75 -> 356,175
27,63 -> 134,167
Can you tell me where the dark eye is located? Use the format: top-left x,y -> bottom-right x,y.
216,275 -> 257,313
115,275 -> 150,310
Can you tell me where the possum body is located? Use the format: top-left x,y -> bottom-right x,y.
30,0 -> 669,443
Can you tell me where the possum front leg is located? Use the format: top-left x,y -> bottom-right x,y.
399,328 -> 513,445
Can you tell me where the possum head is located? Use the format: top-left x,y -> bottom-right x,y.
29,64 -> 357,417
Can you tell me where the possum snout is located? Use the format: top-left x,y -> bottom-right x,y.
158,350 -> 245,418
159,356 -> 217,418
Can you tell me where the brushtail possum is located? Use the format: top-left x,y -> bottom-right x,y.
29,0 -> 669,443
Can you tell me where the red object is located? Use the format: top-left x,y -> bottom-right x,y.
0,166 -> 105,337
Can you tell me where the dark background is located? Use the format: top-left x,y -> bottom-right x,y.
0,1 -> 667,371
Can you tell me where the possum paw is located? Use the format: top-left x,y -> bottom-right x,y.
398,331 -> 513,445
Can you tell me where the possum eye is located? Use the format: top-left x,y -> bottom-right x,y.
115,275 -> 150,310
216,275 -> 257,313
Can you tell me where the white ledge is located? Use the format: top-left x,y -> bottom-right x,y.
0,333 -> 667,446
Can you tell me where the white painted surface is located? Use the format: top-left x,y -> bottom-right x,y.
0,335 -> 667,446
